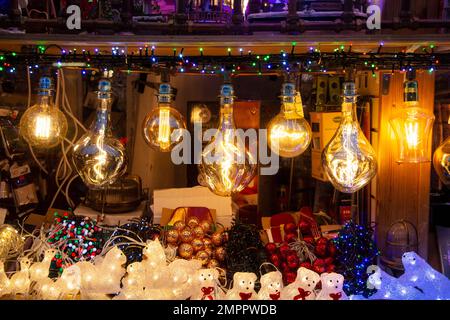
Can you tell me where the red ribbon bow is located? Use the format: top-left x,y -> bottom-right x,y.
329,292 -> 342,300
201,287 -> 214,300
269,292 -> 281,300
239,292 -> 252,300
293,288 -> 311,300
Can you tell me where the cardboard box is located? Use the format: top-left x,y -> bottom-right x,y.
310,112 -> 341,151
74,201 -> 146,226
311,149 -> 328,181
153,186 -> 236,227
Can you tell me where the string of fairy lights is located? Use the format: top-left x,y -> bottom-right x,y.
0,43 -> 448,77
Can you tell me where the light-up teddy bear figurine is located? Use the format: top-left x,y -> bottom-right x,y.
191,268 -> 225,300
316,272 -> 348,300
225,272 -> 258,300
281,267 -> 320,300
257,271 -> 283,300
168,259 -> 202,300
398,252 -> 450,300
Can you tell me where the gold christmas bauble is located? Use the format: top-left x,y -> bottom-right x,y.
207,259 -> 220,269
204,247 -> 213,257
195,250 -> 210,266
199,220 -> 212,233
166,229 -> 179,244
203,238 -> 213,249
173,220 -> 186,231
214,247 -> 226,262
191,238 -> 204,252
187,216 -> 200,229
192,226 -> 205,239
178,243 -> 194,259
179,227 -> 193,243
211,231 -> 223,247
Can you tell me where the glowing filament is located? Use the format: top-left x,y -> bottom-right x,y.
34,114 -> 52,139
158,107 -> 171,149
405,122 -> 419,149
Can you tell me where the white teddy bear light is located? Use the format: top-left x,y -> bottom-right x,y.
257,271 -> 283,300
281,267 -> 320,300
191,268 -> 225,300
225,272 -> 257,300
316,272 -> 348,300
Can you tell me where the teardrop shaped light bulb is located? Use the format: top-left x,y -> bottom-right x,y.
322,82 -> 377,193
142,83 -> 186,152
390,79 -> 435,163
268,82 -> 312,158
433,135 -> 450,187
72,79 -> 127,189
199,83 -> 257,197
19,76 -> 68,148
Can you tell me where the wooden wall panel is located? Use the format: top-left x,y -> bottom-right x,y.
376,71 -> 435,259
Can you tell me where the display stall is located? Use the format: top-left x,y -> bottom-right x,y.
0,0 -> 449,302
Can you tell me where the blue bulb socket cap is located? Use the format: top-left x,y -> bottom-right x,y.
38,76 -> 52,96
98,79 -> 112,99
219,84 -> 234,105
157,83 -> 173,104
281,82 -> 296,104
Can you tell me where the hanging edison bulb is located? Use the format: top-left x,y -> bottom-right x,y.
199,83 -> 257,197
267,82 -> 312,158
72,79 -> 127,189
19,76 -> 68,148
433,115 -> 450,187
322,82 -> 377,193
142,83 -> 186,152
390,78 -> 435,163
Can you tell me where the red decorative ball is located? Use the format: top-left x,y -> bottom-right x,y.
270,254 -> 281,267
298,221 -> 311,235
303,236 -> 315,245
316,237 -> 328,247
328,242 -> 337,257
314,244 -> 327,258
283,222 -> 297,234
265,242 -> 277,254
286,255 -> 299,269
284,271 -> 297,284
324,257 -> 334,265
279,243 -> 290,258
300,262 -> 312,270
326,264 -> 335,273
284,233 -> 297,243
313,258 -> 326,274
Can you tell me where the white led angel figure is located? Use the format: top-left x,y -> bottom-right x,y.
10,257 -> 32,295
398,252 -> 450,300
29,248 -> 57,283
0,260 -> 11,297
168,259 -> 202,300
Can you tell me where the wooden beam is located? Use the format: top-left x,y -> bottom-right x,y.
376,71 -> 435,260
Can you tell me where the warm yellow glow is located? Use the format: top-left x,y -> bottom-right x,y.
433,136 -> 450,187
158,107 -> 171,150
405,121 -> 419,149
34,114 -> 52,140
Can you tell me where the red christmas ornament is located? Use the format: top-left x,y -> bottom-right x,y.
284,233 -> 297,243
298,220 -> 311,235
324,257 -> 334,266
316,237 -> 328,247
270,254 -> 281,268
300,262 -> 312,270
314,244 -> 327,257
279,243 -> 290,258
326,264 -> 336,273
283,222 -> 297,234
284,271 -> 297,284
286,254 -> 299,269
303,236 -> 315,245
328,242 -> 337,257
313,258 -> 326,274
265,242 -> 277,254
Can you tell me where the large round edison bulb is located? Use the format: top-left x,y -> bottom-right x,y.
72,79 -> 127,189
199,84 -> 257,197
322,82 -> 377,193
19,77 -> 68,148
143,83 -> 186,152
268,83 -> 312,158
433,136 -> 450,187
